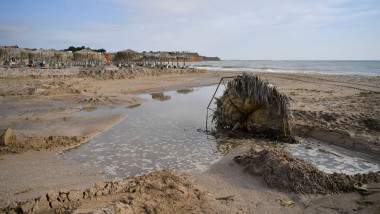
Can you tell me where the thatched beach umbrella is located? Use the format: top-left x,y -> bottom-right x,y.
212,73 -> 295,142
62,51 -> 73,62
73,49 -> 100,62
158,52 -> 171,64
8,48 -> 22,59
114,49 -> 139,64
0,47 -> 10,60
178,54 -> 191,67
46,49 -> 64,62
29,49 -> 51,61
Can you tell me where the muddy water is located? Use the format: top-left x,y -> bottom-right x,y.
62,85 -> 380,179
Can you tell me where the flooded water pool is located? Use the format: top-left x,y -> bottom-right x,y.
62,86 -> 229,179
289,140 -> 380,175
62,85 -> 380,179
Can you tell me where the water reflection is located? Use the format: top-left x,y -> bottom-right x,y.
151,92 -> 171,101
177,89 -> 194,94
81,107 -> 97,112
127,104 -> 141,109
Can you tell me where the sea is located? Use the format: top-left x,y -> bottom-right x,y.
188,60 -> 380,76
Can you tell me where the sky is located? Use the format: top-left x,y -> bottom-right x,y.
1,0 -> 380,60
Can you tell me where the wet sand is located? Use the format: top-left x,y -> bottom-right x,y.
0,66 -> 379,213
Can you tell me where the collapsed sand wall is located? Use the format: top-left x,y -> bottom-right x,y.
77,68 -> 209,80
234,147 -> 380,194
1,171 -> 214,214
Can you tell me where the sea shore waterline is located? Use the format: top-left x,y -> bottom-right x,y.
189,60 -> 380,76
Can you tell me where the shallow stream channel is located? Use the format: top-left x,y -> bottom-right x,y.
61,85 -> 380,180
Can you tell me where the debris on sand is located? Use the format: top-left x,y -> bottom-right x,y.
0,128 -> 16,147
213,73 -> 295,142
234,147 -> 380,194
1,171 -> 214,214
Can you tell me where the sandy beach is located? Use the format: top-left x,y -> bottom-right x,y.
0,66 -> 379,213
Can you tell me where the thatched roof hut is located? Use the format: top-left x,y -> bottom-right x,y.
212,73 -> 295,142
114,49 -> 139,63
73,49 -> 101,62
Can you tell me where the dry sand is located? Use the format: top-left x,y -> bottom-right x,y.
0,66 -> 379,213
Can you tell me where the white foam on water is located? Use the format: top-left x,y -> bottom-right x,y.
290,144 -> 380,175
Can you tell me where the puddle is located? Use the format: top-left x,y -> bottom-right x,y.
289,141 -> 380,175
63,86 -> 226,180
64,85 -> 380,180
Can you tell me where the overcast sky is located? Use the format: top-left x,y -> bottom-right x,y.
1,0 -> 379,60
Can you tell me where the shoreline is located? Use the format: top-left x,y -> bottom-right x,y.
0,67 -> 379,212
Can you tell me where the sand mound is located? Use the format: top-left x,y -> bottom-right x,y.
234,147 -> 380,194
0,136 -> 89,155
1,171 -> 214,214
78,68 -> 209,80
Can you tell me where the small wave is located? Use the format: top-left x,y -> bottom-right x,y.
222,65 -> 246,68
194,65 -> 212,68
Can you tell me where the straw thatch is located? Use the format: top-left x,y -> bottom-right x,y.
29,49 -> 52,61
157,52 -> 171,63
0,47 -> 10,60
62,51 -> 73,61
213,73 -> 295,142
114,49 -> 139,63
73,49 -> 101,62
8,48 -> 21,59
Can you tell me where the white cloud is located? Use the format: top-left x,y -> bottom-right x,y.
1,0 -> 379,59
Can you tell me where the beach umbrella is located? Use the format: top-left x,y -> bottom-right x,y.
157,52 -> 171,64
178,54 -> 191,66
29,49 -> 51,61
62,51 -> 73,61
0,47 -> 10,60
8,48 -> 22,59
114,49 -> 139,63
73,49 -> 100,62
212,73 -> 295,142
20,49 -> 30,60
